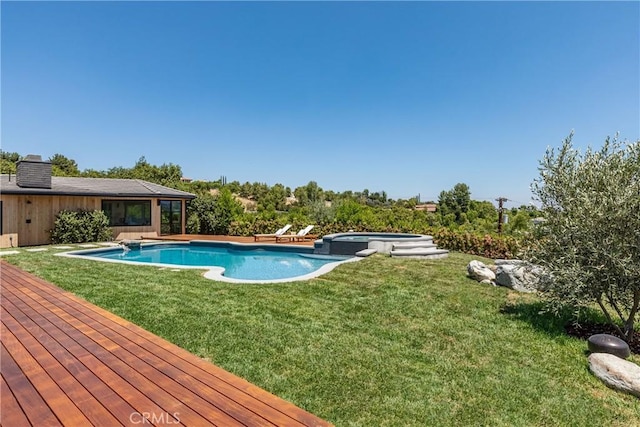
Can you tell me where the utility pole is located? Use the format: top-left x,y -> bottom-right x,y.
496,197 -> 508,233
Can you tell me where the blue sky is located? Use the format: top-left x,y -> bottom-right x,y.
2,1 -> 638,206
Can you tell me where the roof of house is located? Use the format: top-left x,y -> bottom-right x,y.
0,175 -> 196,199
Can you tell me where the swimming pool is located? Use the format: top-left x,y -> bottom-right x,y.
59,241 -> 355,283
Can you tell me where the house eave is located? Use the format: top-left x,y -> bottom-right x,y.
0,189 -> 196,199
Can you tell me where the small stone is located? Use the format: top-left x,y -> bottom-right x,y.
588,334 -> 631,359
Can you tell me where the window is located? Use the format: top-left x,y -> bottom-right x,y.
101,200 -> 151,226
0,201 -> 3,235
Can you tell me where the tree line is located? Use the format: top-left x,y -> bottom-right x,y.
1,150 -> 538,235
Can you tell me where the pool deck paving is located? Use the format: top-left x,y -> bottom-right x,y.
0,260 -> 332,426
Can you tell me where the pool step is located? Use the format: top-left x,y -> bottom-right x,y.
355,248 -> 378,257
392,241 -> 436,250
391,238 -> 448,259
390,247 -> 449,259
392,237 -> 434,246
122,240 -> 142,250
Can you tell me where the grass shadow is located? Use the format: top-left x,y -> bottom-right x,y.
499,300 -> 574,338
499,299 -> 640,353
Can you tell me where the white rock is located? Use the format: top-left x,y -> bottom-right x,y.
588,353 -> 640,397
467,260 -> 496,283
495,259 -> 542,293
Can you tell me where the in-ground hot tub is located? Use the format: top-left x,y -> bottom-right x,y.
315,232 -> 436,256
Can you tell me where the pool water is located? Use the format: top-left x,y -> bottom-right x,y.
63,242 -> 352,282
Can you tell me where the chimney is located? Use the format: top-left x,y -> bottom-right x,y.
16,155 -> 52,189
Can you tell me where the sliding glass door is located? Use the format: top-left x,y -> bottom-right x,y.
160,200 -> 182,235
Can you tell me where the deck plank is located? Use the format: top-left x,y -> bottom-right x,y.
1,328 -> 92,426
1,373 -> 31,427
2,308 -> 125,426
1,344 -> 62,426
0,260 -> 332,426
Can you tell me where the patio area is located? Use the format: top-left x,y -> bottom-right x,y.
0,260 -> 331,426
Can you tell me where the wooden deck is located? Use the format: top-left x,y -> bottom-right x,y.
0,261 -> 331,426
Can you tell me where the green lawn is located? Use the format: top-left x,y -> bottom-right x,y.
4,247 -> 639,426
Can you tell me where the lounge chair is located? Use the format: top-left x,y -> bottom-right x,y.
276,225 -> 316,242
253,224 -> 292,241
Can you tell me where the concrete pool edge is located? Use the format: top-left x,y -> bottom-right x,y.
56,240 -> 361,284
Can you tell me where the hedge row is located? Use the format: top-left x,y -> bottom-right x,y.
431,229 -> 520,259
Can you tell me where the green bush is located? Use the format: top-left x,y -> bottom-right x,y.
186,213 -> 201,234
228,217 -> 287,236
50,210 -> 112,244
431,229 -> 519,259
186,189 -> 243,235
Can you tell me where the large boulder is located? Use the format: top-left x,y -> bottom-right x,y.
494,259 -> 541,293
467,260 -> 496,284
588,353 -> 640,397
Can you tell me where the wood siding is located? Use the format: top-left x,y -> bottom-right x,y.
0,194 -> 187,248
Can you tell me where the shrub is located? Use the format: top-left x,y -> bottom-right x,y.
186,189 -> 243,235
50,210 -> 112,244
526,134 -> 640,342
186,213 -> 201,234
186,194 -> 217,234
228,217 -> 287,236
432,229 -> 519,259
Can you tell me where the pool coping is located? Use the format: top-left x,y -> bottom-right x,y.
56,240 -> 361,284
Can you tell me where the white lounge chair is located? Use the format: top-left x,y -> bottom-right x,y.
253,224 -> 292,241
276,225 -> 316,242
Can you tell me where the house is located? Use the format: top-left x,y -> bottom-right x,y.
0,155 -> 196,248
415,203 -> 437,213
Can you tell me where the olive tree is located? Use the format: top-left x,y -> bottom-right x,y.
527,133 -> 640,341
